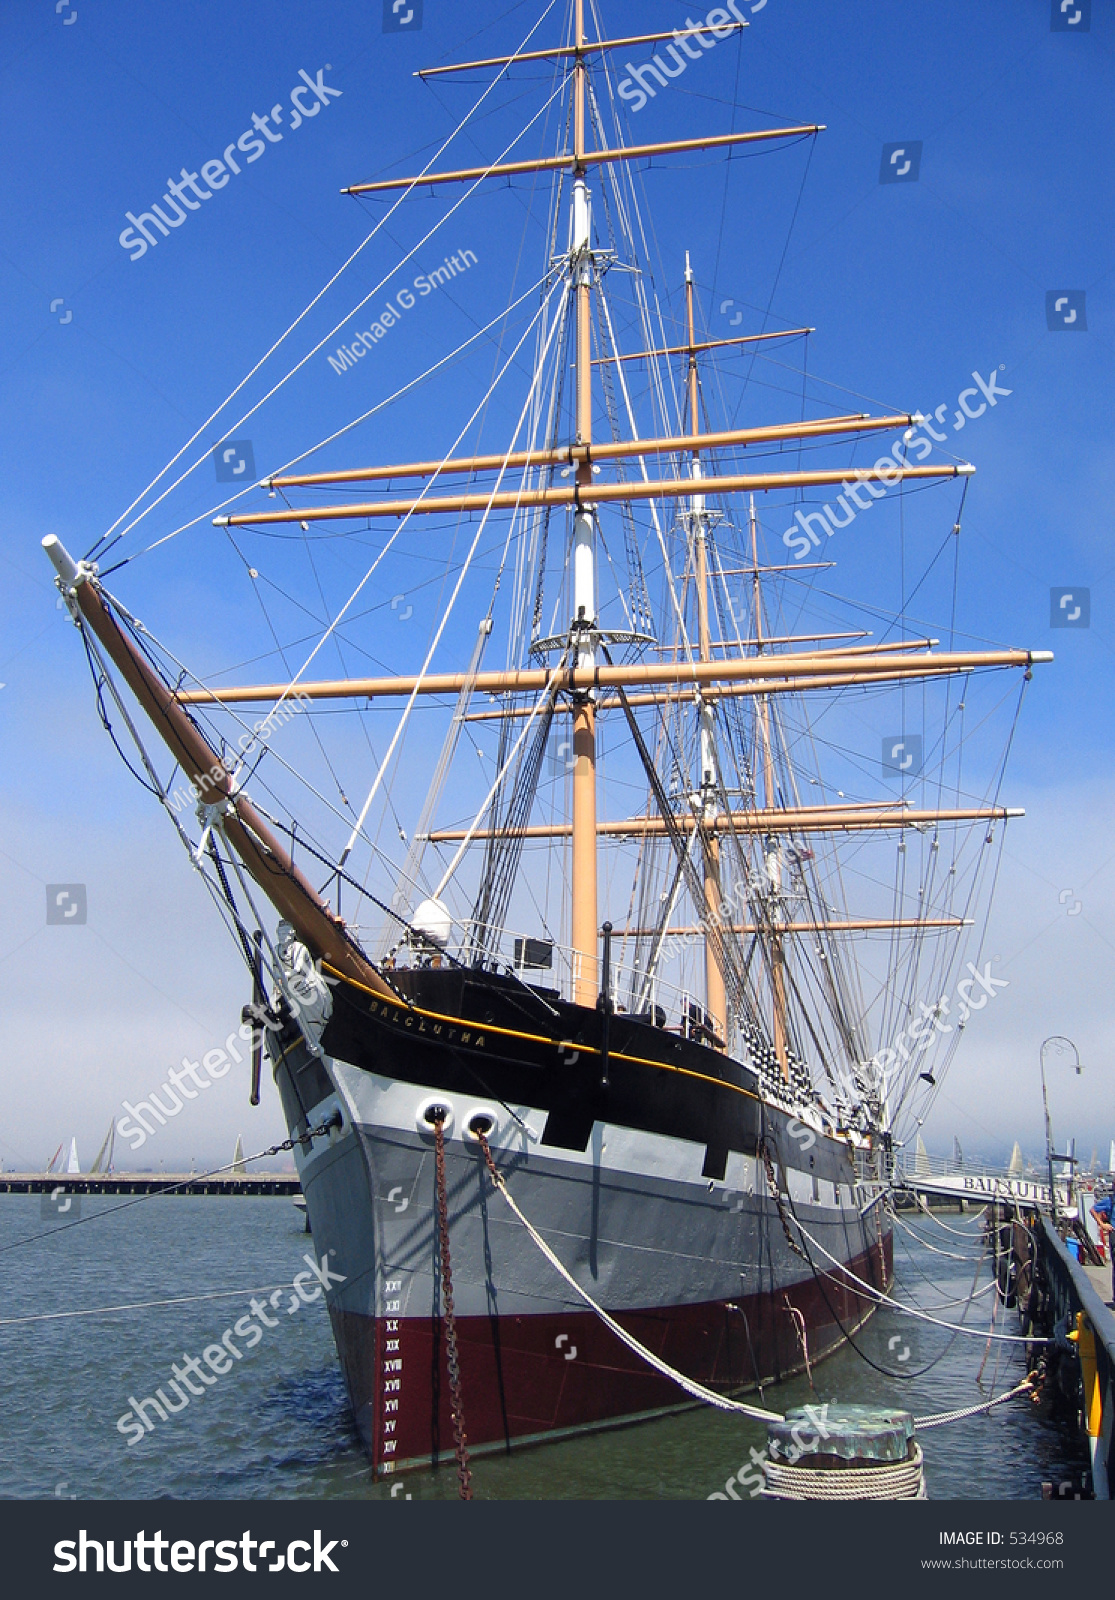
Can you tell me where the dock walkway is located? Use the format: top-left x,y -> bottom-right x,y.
0,1172 -> 300,1197
1037,1217 -> 1115,1498
1083,1261 -> 1114,1309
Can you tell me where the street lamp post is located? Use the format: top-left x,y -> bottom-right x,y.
1040,1035 -> 1083,1222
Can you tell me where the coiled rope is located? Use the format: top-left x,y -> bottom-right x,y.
762,1444 -> 926,1501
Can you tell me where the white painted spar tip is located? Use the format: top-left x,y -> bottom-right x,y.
956,463 -> 976,475
42,534 -> 79,584
1006,808 -> 1026,818
212,515 -> 230,526
1029,650 -> 1054,664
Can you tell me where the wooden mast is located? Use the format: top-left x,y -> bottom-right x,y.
593,329 -> 813,364
749,498 -> 789,1080
412,23 -> 748,78
570,0 -> 597,1007
683,257 -> 726,1047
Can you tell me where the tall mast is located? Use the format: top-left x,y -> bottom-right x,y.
684,258 -> 726,1046
570,0 -> 598,1006
749,497 -> 789,1080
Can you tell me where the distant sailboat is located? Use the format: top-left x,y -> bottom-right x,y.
89,1120 -> 116,1175
1009,1141 -> 1024,1175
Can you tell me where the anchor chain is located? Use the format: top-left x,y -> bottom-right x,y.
432,1115 -> 473,1500
760,1140 -> 807,1260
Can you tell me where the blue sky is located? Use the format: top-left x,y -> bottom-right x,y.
2,0 -> 1112,1169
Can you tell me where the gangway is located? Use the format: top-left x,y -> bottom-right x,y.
893,1150 -> 1066,1209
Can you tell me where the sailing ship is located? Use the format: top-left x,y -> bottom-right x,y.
44,1 -> 1049,1477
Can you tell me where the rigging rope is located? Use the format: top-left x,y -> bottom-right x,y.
89,3 -> 565,562
127,274 -> 555,568
332,275 -> 569,866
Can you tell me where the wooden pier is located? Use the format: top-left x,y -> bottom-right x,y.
1000,1207 -> 1114,1499
0,1172 -> 300,1197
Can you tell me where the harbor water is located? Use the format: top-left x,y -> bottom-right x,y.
0,1194 -> 1087,1501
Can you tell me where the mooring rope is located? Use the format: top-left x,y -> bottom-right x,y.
914,1379 -> 1037,1430
478,1132 -> 793,1425
0,1114 -> 342,1259
476,1135 -> 1039,1432
788,1211 -> 1040,1345
0,1281 -> 309,1329
890,1208 -> 986,1262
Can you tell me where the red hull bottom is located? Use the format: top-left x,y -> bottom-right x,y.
332,1238 -> 893,1473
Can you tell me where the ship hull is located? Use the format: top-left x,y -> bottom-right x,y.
273,968 -> 892,1476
